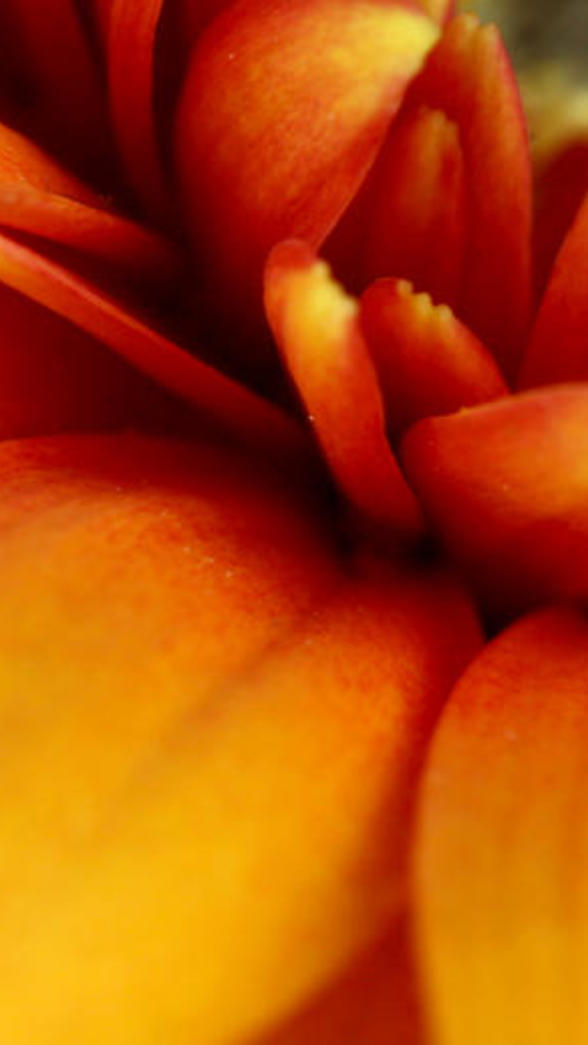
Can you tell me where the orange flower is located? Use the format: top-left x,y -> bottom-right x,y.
0,2 -> 586,1042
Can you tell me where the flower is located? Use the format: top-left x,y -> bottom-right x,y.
0,1 -> 586,1043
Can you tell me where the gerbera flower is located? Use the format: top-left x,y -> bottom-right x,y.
0,1 -> 586,1042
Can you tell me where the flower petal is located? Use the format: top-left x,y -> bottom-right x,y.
361,277 -> 507,434
0,230 -> 306,461
401,384 -> 588,616
0,432 -> 480,1045
414,606 -> 588,1045
175,0 -> 438,333
520,190 -> 588,387
265,241 -> 424,537
404,14 -> 532,378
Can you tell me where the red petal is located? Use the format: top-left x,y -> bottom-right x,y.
0,230 -> 306,461
361,277 -> 507,433
0,431 -> 480,1044
265,241 -> 424,537
326,104 -> 466,309
414,607 -> 588,1044
404,14 -> 532,378
520,190 -> 588,387
533,139 -> 588,302
401,384 -> 588,616
175,0 -> 438,333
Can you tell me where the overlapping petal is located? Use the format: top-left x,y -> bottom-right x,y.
0,432 -> 480,1044
414,607 -> 588,1044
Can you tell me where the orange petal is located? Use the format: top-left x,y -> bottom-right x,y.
401,384 -> 588,616
0,230 -> 306,461
107,0 -> 173,223
265,241 -> 424,537
326,104 -> 466,309
414,606 -> 588,1045
0,121 -> 179,290
175,0 -> 438,332
520,190 -> 588,387
256,919 -> 425,1045
0,431 -> 481,1045
361,278 -> 507,434
404,14 -> 532,378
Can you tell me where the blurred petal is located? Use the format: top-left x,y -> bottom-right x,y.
401,385 -> 588,616
256,918 -> 426,1045
265,241 -> 423,537
414,607 -> 588,1045
520,190 -> 588,387
0,432 -> 480,1045
0,230 -> 306,461
175,0 -> 438,333
404,14 -> 532,378
533,139 -> 588,301
361,277 -> 507,434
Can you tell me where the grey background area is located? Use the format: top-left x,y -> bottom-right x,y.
465,0 -> 587,72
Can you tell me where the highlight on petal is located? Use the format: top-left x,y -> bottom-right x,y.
175,0 -> 439,330
519,190 -> 588,387
414,607 -> 588,1045
404,14 -> 532,378
0,230 -> 306,462
326,103 -> 466,309
265,241 -> 423,537
107,0 -> 173,223
361,278 -> 507,434
0,432 -> 481,1045
0,121 -> 179,290
401,384 -> 588,616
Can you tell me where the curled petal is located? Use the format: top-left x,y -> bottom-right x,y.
520,190 -> 588,387
0,432 -> 480,1045
361,277 -> 507,434
402,384 -> 588,616
0,230 -> 306,461
265,241 -> 424,537
405,14 -> 532,378
175,0 -> 438,331
414,607 -> 588,1045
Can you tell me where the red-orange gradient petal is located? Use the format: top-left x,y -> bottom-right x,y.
361,278 -> 507,434
0,280 -> 206,439
519,190 -> 588,387
175,0 -> 438,330
404,14 -> 532,378
0,230 -> 306,461
265,241 -> 423,536
0,121 -> 179,289
256,919 -> 425,1045
327,104 -> 466,309
107,0 -> 172,223
414,607 -> 588,1045
0,432 -> 481,1045
401,385 -> 588,616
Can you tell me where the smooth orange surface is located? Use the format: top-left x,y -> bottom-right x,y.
0,432 -> 480,1045
414,607 -> 588,1044
265,240 -> 423,536
402,384 -> 588,616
